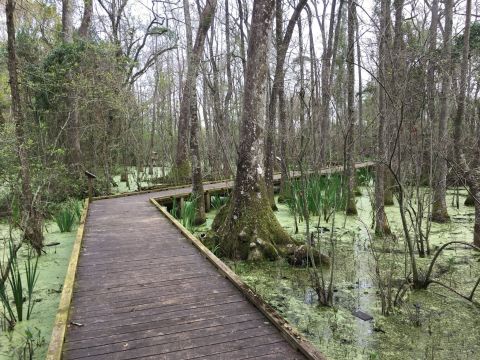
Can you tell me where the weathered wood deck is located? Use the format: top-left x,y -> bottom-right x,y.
62,189 -> 307,359
60,162 -> 373,359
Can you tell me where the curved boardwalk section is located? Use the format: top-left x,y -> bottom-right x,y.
63,190 -> 306,359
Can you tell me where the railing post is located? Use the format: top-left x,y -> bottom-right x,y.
179,197 -> 185,213
84,171 -> 97,202
204,191 -> 211,212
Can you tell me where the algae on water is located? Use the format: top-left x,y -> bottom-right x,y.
196,188 -> 480,360
0,222 -> 76,359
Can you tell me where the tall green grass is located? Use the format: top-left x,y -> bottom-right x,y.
0,239 -> 40,327
25,252 -> 39,320
356,167 -> 373,186
54,199 -> 82,232
170,198 -> 180,218
211,195 -> 228,210
170,196 -> 197,231
54,208 -> 76,232
180,198 -> 196,230
285,174 -> 345,221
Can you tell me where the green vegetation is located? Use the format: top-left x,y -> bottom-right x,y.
356,167 -> 373,186
0,222 -> 76,359
1,0 -> 479,358
0,239 -> 39,326
210,195 -> 228,210
196,188 -> 480,359
53,199 -> 82,233
285,173 -> 345,220
54,209 -> 76,233
170,196 -> 197,231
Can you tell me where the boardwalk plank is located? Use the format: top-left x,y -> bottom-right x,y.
71,296 -> 247,326
66,323 -> 276,359
71,288 -> 238,319
65,312 -> 265,351
71,275 -> 232,306
134,335 -> 286,360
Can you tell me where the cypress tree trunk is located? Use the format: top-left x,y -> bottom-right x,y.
375,0 -> 391,235
186,0 -> 217,223
79,0 -> 93,38
6,0 -> 44,253
213,0 -> 293,260
173,0 -> 195,181
432,0 -> 451,223
62,0 -> 83,172
319,0 -> 344,165
452,0 -> 480,246
345,0 -> 357,215
265,0 -> 308,209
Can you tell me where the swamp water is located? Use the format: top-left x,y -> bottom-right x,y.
195,188 -> 480,359
0,222 -> 76,359
112,166 -> 170,194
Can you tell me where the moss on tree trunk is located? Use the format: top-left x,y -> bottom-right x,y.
212,180 -> 292,260
209,0 -> 330,265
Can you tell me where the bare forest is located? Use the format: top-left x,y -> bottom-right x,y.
1,0 -> 480,358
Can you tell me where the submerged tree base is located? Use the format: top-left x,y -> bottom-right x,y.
208,181 -> 330,264
464,193 -> 475,206
346,204 -> 358,216
431,209 -> 450,223
285,244 -> 330,267
210,185 -> 293,260
375,223 -> 392,237
168,160 -> 191,183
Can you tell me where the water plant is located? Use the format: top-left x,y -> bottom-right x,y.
0,281 -> 16,329
356,167 -> 373,186
8,258 -> 23,322
11,327 -> 46,360
71,199 -> 83,221
285,173 -> 345,222
169,197 -> 179,218
169,196 -> 197,230
54,207 -> 76,232
211,195 -> 228,210
180,197 -> 196,230
0,238 -> 40,326
25,252 -> 39,320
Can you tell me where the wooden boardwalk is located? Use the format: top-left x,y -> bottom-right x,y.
63,188 -> 308,359
61,162 -> 373,359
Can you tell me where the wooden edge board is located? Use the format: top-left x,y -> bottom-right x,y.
92,179 -> 233,201
150,198 -> 326,360
46,199 -> 90,360
154,187 -> 233,205
93,162 -> 374,202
